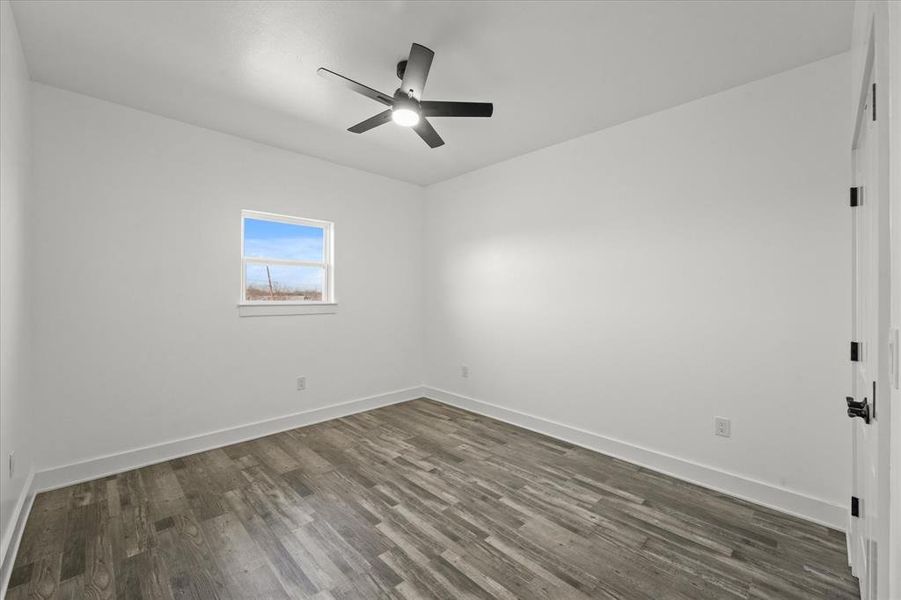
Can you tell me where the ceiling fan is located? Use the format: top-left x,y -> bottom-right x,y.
318,43 -> 493,148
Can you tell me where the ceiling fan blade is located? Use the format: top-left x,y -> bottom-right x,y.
413,118 -> 444,148
421,101 -> 493,118
317,68 -> 393,106
400,43 -> 434,100
348,110 -> 393,133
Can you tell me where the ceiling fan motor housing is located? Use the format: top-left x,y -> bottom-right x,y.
393,91 -> 419,112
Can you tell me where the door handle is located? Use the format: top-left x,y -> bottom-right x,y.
846,396 -> 871,424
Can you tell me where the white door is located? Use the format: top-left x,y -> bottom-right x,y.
849,74 -> 882,600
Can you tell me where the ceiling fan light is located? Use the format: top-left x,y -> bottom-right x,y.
392,107 -> 420,127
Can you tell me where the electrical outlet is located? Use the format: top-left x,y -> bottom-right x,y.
296,376 -> 306,391
714,417 -> 731,438
8,451 -> 14,478
461,365 -> 469,378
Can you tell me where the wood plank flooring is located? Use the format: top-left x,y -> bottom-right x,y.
8,399 -> 858,599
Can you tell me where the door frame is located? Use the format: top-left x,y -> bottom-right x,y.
849,50 -> 880,599
889,3 -> 901,595
848,2 -> 897,598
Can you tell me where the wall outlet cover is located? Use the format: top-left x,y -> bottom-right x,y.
296,376 -> 306,391
715,417 -> 731,438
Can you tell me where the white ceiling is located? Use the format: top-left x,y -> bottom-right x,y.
11,0 -> 852,185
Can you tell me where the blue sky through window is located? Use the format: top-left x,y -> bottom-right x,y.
243,218 -> 324,261
243,217 -> 326,296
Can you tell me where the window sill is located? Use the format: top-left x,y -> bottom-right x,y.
238,303 -> 338,317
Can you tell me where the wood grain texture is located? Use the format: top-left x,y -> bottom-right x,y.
8,399 -> 858,599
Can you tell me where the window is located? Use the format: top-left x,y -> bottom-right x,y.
241,210 -> 334,305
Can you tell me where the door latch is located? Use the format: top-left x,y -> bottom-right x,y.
846,397 -> 871,424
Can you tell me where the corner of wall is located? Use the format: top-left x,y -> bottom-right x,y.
0,0 -> 37,583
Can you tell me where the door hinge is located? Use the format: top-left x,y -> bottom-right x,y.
851,341 -> 861,362
872,380 -> 876,420
850,186 -> 861,207
872,83 -> 877,121
851,496 -> 860,517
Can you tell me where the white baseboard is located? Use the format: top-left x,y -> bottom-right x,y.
0,469 -> 35,599
2,386 -> 425,597
33,386 -> 425,494
2,382 -> 845,598
423,386 -> 846,531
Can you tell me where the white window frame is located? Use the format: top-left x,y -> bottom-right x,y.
239,210 -> 335,313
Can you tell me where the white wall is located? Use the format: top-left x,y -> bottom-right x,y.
0,0 -> 33,564
424,54 -> 851,516
29,84 -> 423,472
16,44 -> 854,532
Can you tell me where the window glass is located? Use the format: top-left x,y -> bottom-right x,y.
241,211 -> 332,304
244,263 -> 324,302
243,218 -> 324,262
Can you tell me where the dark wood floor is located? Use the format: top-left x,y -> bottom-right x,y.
8,399 -> 858,600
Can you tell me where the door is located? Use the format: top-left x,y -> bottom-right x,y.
849,72 -> 882,600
